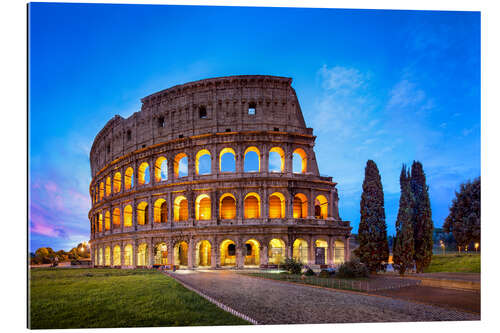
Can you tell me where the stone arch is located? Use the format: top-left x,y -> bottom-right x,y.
315,239 -> 328,265
104,246 -> 111,266
123,205 -> 133,227
113,172 -> 121,193
104,211 -> 110,230
244,146 -> 260,172
98,212 -> 103,232
123,244 -> 133,266
105,176 -> 111,196
174,153 -> 188,178
314,194 -> 328,219
154,156 -> 168,182
112,208 -> 120,227
292,148 -> 307,174
244,192 -> 261,219
244,239 -> 260,266
138,162 -> 150,185
220,239 -> 236,267
195,194 -> 211,220
220,193 -> 236,220
124,167 -> 134,190
174,241 -> 188,266
334,240 -> 345,265
98,247 -> 103,265
195,149 -> 211,175
99,182 -> 104,200
113,245 -> 121,266
137,243 -> 148,266
268,238 -> 285,265
174,195 -> 188,221
154,242 -> 168,265
137,201 -> 149,225
269,146 -> 285,172
153,198 -> 168,223
195,240 -> 212,267
293,193 -> 308,218
269,192 -> 286,219
293,238 -> 308,264
219,147 -> 236,172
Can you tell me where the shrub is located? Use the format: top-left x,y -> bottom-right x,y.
319,270 -> 331,278
304,268 -> 315,276
337,259 -> 369,278
281,258 -> 303,275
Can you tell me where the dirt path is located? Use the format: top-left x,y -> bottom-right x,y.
170,271 -> 479,324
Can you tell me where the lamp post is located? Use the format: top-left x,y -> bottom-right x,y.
440,240 -> 445,255
475,242 -> 479,252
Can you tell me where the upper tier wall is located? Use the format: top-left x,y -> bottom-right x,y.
90,75 -> 312,176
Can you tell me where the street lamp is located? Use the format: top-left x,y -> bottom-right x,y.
475,242 -> 479,252
440,240 -> 445,255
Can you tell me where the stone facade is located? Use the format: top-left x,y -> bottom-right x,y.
88,75 -> 351,269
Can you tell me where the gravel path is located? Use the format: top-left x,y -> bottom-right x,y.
170,271 -> 479,324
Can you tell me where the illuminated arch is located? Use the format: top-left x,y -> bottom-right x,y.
98,248 -> 103,265
113,245 -> 121,266
124,167 -> 134,190
137,201 -> 149,225
220,193 -> 236,220
220,239 -> 236,266
174,195 -> 188,221
315,239 -> 328,265
153,198 -> 168,223
314,195 -> 328,219
244,146 -> 260,172
292,148 -> 307,174
219,147 -> 236,172
113,172 -> 121,193
94,250 -> 97,266
137,243 -> 148,266
269,147 -> 285,172
174,241 -> 188,266
154,156 -> 168,182
138,162 -> 150,185
244,239 -> 260,266
104,211 -> 110,230
334,240 -> 345,265
195,149 -> 211,175
123,205 -> 132,227
195,240 -> 212,267
174,153 -> 188,178
105,176 -> 111,197
195,194 -> 211,220
244,192 -> 261,219
154,242 -> 168,265
98,212 -> 103,232
268,238 -> 285,265
293,193 -> 308,218
112,208 -> 120,227
99,182 -> 104,200
104,246 -> 111,266
293,238 -> 308,264
124,244 -> 133,266
269,192 -> 286,219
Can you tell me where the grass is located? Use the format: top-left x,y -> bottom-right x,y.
29,268 -> 249,329
424,253 -> 480,273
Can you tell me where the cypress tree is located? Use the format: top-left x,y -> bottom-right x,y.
356,160 -> 389,273
392,165 -> 415,275
410,161 -> 434,273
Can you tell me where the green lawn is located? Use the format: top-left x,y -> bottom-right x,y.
29,268 -> 249,329
424,253 -> 481,273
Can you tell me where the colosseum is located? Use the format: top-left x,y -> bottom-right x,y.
88,75 -> 351,270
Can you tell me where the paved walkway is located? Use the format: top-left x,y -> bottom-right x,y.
170,271 -> 479,324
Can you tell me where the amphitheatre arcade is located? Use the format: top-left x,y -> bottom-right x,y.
89,75 -> 352,269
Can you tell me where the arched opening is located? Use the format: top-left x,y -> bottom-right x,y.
268,239 -> 285,265
315,239 -> 328,265
98,213 -> 103,232
137,201 -> 149,225
220,193 -> 236,220
104,246 -> 111,266
314,195 -> 328,219
244,192 -> 261,219
244,239 -> 260,266
113,245 -> 121,266
244,146 -> 260,172
154,156 -> 168,182
104,211 -> 110,230
124,244 -> 133,266
196,149 -> 211,175
293,193 -> 308,218
154,243 -> 168,265
174,241 -> 188,266
174,153 -> 188,178
105,176 -> 111,196
220,239 -> 236,266
138,162 -> 150,185
293,238 -> 308,264
113,172 -> 121,193
219,147 -> 236,172
174,196 -> 188,221
123,205 -> 132,227
269,147 -> 285,172
112,208 -> 120,227
99,182 -> 104,200
269,192 -> 286,219
195,194 -> 211,220
154,198 -> 168,223
124,167 -> 134,190
94,250 -> 98,266
334,240 -> 345,265
292,148 -> 307,174
137,243 -> 148,266
196,240 -> 211,267
98,248 -> 103,265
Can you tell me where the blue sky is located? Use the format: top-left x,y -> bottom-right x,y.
28,3 -> 480,251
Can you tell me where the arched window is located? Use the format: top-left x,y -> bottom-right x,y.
219,147 -> 236,172
99,182 -> 104,200
112,208 -> 120,227
244,239 -> 260,266
244,146 -> 260,172
113,172 -> 121,193
124,167 -> 134,190
137,243 -> 148,266
292,148 -> 307,174
124,244 -> 133,266
269,192 -> 286,219
334,240 -> 345,264
104,211 -> 110,230
174,196 -> 188,221
293,238 -> 308,264
137,201 -> 149,225
269,147 -> 285,172
174,153 -> 188,178
195,194 -> 211,220
244,192 -> 260,219
98,248 -> 103,265
174,241 -> 188,266
113,245 -> 121,266
314,195 -> 328,219
268,239 -> 285,265
220,239 -> 236,266
98,212 -> 103,232
154,156 -> 168,182
105,176 -> 111,196
138,162 -> 150,185
196,149 -> 211,175
154,242 -> 168,265
315,239 -> 328,265
105,246 -> 111,266
220,193 -> 236,220
196,240 -> 211,267
293,193 -> 308,218
153,198 -> 168,223
124,205 -> 132,227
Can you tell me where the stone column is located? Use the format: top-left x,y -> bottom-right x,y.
345,237 -> 350,262
109,205 -> 114,233
212,190 -> 218,222
214,237 -> 221,268
132,239 -> 137,268
327,237 -> 333,266
132,199 -> 137,230
236,242 -> 243,269
286,191 -> 293,219
110,243 -> 114,267
168,156 -> 174,181
237,189 -> 244,223
308,236 -> 315,265
188,150 -> 195,181
187,238 -> 194,269
235,147 -> 243,174
262,146 -> 269,174
120,241 -> 125,267
285,148 -> 293,175
260,243 -> 268,267
148,196 -> 153,228
120,203 -> 124,233
211,152 -> 217,175
262,187 -> 269,219
148,238 -> 154,267
167,192 -> 173,225
210,239 -> 217,269
167,240 -> 174,267
308,190 -> 315,218
150,157 -> 156,185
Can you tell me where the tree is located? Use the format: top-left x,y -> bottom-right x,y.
443,177 -> 480,251
410,161 -> 434,273
355,160 -> 389,273
392,164 -> 415,275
